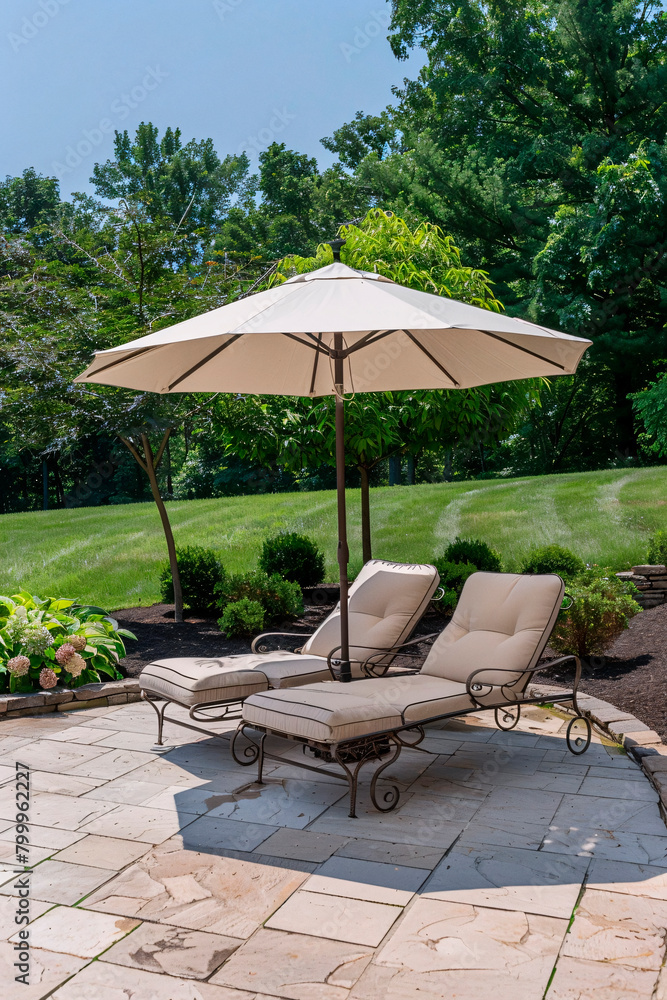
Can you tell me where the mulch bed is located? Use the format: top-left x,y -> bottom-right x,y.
114,600 -> 667,741
541,602 -> 667,741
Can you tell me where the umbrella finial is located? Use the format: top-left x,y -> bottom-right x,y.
327,237 -> 346,262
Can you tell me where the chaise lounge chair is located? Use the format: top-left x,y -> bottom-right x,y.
140,559 -> 440,745
233,571 -> 591,817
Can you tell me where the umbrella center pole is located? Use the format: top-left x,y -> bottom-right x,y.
334,336 -> 351,683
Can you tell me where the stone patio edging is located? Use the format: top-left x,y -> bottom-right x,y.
529,681 -> 667,823
0,678 -> 141,718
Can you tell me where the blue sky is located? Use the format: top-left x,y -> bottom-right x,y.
1,0 -> 424,199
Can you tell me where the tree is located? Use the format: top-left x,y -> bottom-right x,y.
0,164 -> 265,616
91,123 -> 255,234
329,1 -> 667,458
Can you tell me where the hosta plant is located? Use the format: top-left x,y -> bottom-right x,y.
0,592 -> 136,694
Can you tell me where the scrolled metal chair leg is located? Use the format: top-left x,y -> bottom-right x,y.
369,737 -> 403,813
332,749 -> 360,819
494,704 -> 521,731
231,725 -> 263,767
566,715 -> 592,755
142,692 -> 167,745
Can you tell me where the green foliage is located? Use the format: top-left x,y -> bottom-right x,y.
441,537 -> 502,573
632,373 -> 667,459
432,559 -> 477,596
647,531 -> 667,567
521,545 -> 585,580
215,571 -> 303,624
0,591 -> 135,693
431,558 -> 477,614
549,575 -> 641,658
258,532 -> 325,588
218,599 -> 265,638
91,123 -> 254,231
159,546 -> 225,614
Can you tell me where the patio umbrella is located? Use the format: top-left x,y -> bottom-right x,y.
75,261 -> 591,681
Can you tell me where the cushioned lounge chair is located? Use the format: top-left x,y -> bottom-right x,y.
140,559 -> 440,744
233,571 -> 591,817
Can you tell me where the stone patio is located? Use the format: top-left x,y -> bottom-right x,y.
1,699 -> 667,999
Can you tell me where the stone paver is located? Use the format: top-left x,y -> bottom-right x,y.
266,888 -> 403,946
53,834 -> 154,869
102,921 -> 242,979
561,888 -> 667,969
0,859 -> 118,905
84,844 -> 307,938
0,696 -> 666,996
211,927 -> 373,997
353,897 -> 567,999
10,905 -> 140,957
422,843 -> 588,917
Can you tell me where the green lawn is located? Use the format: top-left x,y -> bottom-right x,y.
1,466 -> 666,611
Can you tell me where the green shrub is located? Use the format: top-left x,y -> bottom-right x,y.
521,544 -> 585,580
439,537 -> 502,573
0,591 -> 135,693
549,574 -> 641,658
647,530 -> 667,566
219,599 -> 265,638
258,532 -> 325,587
433,559 -> 477,596
215,570 -> 303,624
159,546 -> 225,613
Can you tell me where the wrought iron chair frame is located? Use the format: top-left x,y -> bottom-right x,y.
141,625 -> 442,745
231,652 -> 592,818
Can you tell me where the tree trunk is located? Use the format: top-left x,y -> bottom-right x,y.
42,459 -> 48,510
443,450 -> 453,482
166,438 -> 173,497
613,368 -> 638,458
118,432 -> 183,622
359,465 -> 372,564
389,454 -> 401,486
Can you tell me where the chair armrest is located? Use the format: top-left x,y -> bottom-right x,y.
250,632 -> 312,654
465,655 -> 582,705
326,632 -> 441,679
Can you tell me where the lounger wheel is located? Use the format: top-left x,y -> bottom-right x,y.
566,715 -> 591,755
494,705 -> 520,731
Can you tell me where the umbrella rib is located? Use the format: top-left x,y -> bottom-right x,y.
81,346 -> 155,377
167,336 -> 243,390
280,332 -> 328,353
404,331 -> 460,387
481,330 -> 567,371
309,333 -> 323,395
344,329 -> 397,355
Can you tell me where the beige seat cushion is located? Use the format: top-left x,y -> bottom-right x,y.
421,572 -> 564,688
140,657 -> 270,706
140,650 -> 362,707
242,683 -> 402,743
343,674 -> 477,723
301,559 -> 439,665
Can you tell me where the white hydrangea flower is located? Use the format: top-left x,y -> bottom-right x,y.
21,623 -> 54,655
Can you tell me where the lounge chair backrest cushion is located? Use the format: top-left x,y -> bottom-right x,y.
421,572 -> 564,687
301,560 -> 440,663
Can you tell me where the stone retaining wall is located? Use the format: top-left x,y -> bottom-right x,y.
616,563 -> 667,608
0,678 -> 141,719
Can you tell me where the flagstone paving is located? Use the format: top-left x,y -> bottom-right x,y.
1,699 -> 667,998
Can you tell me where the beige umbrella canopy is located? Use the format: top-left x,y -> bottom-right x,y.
76,262 -> 591,679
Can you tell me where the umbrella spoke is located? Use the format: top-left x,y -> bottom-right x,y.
404,331 -> 460,387
168,335 -> 243,390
